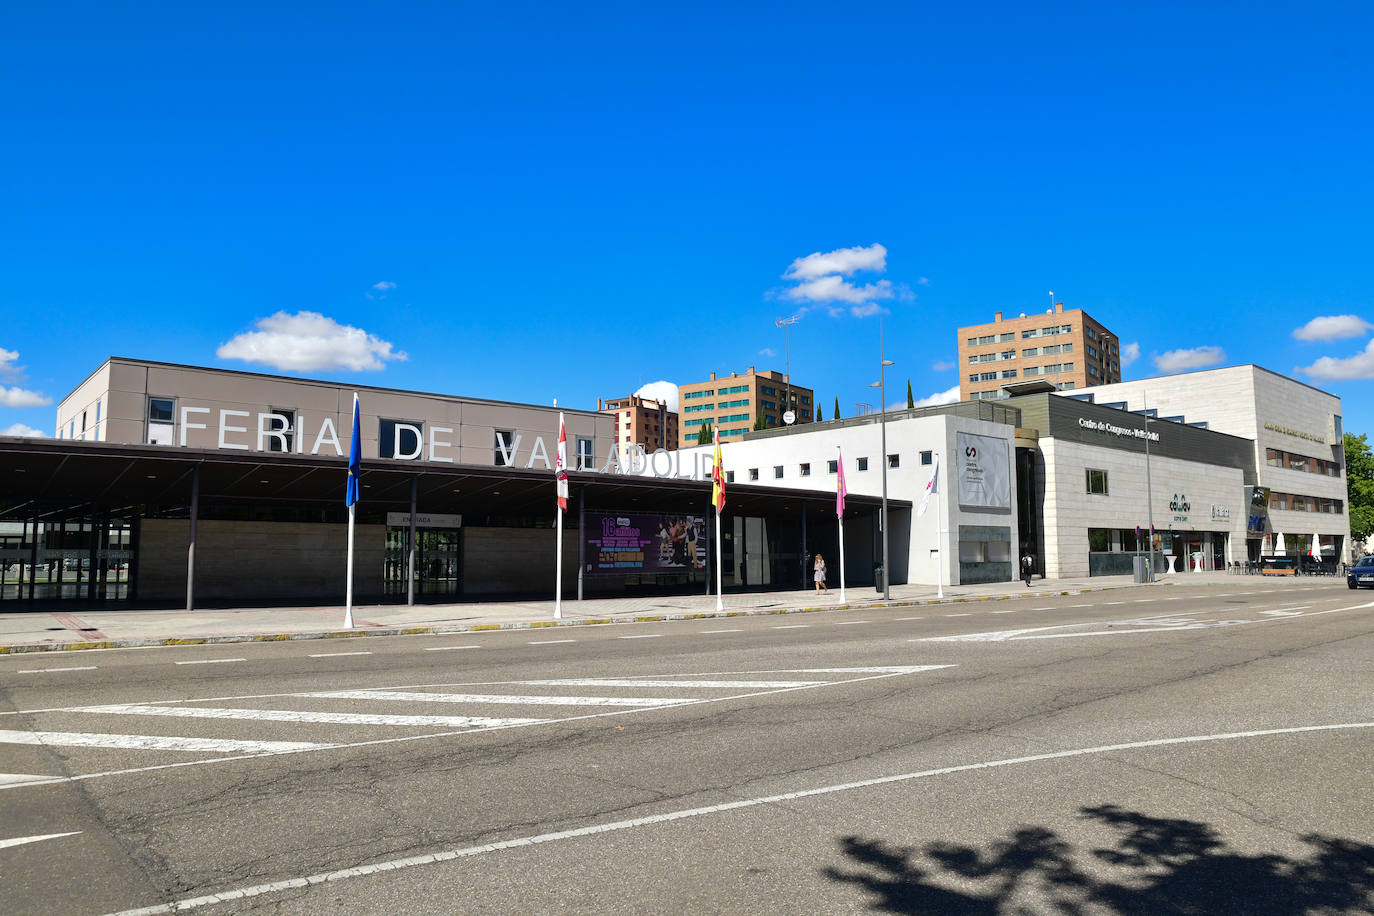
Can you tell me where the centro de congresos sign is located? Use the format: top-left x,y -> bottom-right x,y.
1077,417 -> 1161,443
172,406 -> 717,480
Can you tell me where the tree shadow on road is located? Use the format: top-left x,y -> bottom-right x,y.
822,804 -> 1374,914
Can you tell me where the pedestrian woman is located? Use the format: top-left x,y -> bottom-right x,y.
813,553 -> 828,593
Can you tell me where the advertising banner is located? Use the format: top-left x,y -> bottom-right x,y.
955,432 -> 1011,509
1244,486 -> 1272,539
584,512 -> 708,575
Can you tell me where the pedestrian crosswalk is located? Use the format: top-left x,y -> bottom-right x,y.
0,666 -> 954,788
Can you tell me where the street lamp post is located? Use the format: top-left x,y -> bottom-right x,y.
869,318 -> 895,600
1143,392 -> 1155,581
775,314 -> 800,424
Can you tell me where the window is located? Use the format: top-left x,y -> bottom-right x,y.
149,398 -> 174,423
382,419 -> 425,459
979,371 -> 998,382
772,465 -> 783,479
683,403 -> 714,413
1001,369 -> 1017,379
1087,365 -> 1099,378
749,468 -> 759,481
718,398 -> 749,408
266,408 -> 295,452
147,397 -> 175,445
760,400 -> 776,410
968,355 -> 979,364
1088,528 -> 1112,552
1001,350 -> 1015,359
1086,468 -> 1109,495
800,463 -> 811,477
827,459 -> 838,473
726,471 -> 735,483
920,450 -> 933,465
577,437 -> 593,469
888,454 -> 900,468
719,384 -> 750,394
969,374 -> 979,383
1086,344 -> 1098,357
857,457 -> 869,471
760,385 -> 776,395
494,429 -> 515,466
684,389 -> 714,399
1000,332 -> 1015,342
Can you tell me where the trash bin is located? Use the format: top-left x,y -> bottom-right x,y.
1132,555 -> 1152,584
873,563 -> 885,593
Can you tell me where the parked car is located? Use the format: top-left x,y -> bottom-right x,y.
1347,555 -> 1374,589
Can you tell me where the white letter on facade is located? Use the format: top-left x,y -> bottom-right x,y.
180,407 -> 209,447
312,417 -> 342,456
495,432 -> 522,466
394,424 -> 423,460
651,449 -> 672,477
526,436 -> 551,469
600,446 -> 620,474
257,413 -> 291,452
429,426 -> 454,463
218,410 -> 250,450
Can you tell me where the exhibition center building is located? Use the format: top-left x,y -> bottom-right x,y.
0,358 -> 1350,609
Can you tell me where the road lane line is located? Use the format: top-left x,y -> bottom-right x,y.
1031,607 -> 1052,610
0,773 -> 53,788
79,705 -> 543,729
944,613 -> 971,617
991,610 -> 1016,614
307,690 -> 693,707
699,629 -> 741,634
521,678 -> 829,689
423,645 -> 480,651
0,730 -> 328,754
307,652 -> 372,658
617,635 -> 662,639
105,721 -> 1374,915
18,666 -> 97,674
833,620 -> 870,625
770,625 -> 808,629
894,616 -> 923,621
174,659 -> 246,666
528,640 -> 576,645
0,831 -> 82,851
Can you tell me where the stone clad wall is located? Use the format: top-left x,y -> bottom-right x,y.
462,527 -> 578,595
139,519 -> 385,603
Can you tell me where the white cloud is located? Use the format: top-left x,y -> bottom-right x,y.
1292,314 -> 1373,342
2,422 -> 48,438
784,244 -> 887,281
1120,342 -> 1140,367
634,380 -> 679,413
1154,345 -> 1226,373
917,277 -> 930,286
372,280 -> 397,291
785,275 -> 895,305
849,302 -> 884,318
0,386 -> 51,408
759,347 -> 776,357
931,359 -> 956,372
1297,338 -> 1374,381
216,311 -> 407,372
912,385 -> 961,408
0,347 -> 19,375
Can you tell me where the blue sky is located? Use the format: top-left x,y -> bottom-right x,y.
3,2 -> 1373,439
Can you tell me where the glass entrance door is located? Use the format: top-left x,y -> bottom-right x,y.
384,527 -> 461,600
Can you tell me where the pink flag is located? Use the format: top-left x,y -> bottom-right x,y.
835,450 -> 847,518
555,413 -> 568,512
918,454 -> 939,518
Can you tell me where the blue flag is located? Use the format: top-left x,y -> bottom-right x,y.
345,394 -> 361,507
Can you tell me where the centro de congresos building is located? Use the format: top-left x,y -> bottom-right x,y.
0,357 -> 1350,608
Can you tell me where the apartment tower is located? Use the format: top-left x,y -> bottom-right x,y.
676,367 -> 813,447
958,302 -> 1121,401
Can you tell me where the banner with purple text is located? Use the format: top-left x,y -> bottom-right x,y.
584,512 -> 708,575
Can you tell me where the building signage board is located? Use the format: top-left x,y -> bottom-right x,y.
584,513 -> 708,576
1244,486 -> 1272,539
385,512 -> 463,529
1076,417 -> 1160,442
955,432 -> 1010,509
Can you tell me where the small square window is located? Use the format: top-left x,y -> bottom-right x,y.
148,398 -> 175,423
857,457 -> 869,471
920,450 -> 933,465
800,463 -> 811,477
726,471 -> 735,483
1086,468 -> 1109,495
774,465 -> 784,479
887,454 -> 899,468
749,468 -> 759,481
827,459 -> 838,474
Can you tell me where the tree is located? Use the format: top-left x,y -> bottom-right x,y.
753,408 -> 768,431
694,419 -> 713,446
906,379 -> 914,409
1344,432 -> 1374,544
833,397 -> 840,420
816,405 -> 823,422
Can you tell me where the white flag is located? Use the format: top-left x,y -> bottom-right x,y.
917,454 -> 939,518
555,412 -> 568,512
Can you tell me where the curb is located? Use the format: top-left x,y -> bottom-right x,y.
0,582 -> 1163,656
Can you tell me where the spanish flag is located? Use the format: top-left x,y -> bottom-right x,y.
711,435 -> 725,514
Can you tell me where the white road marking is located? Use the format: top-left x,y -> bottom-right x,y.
992,610 -> 1017,614
0,831 -> 82,851
771,625 -> 809,629
0,730 -> 328,754
174,659 -> 246,666
423,645 -> 481,651
617,635 -> 662,640
528,640 -> 576,645
307,690 -> 692,707
699,629 -> 741,634
1134,599 -> 1152,603
945,613 -> 971,617
308,652 -> 372,658
833,620 -> 870,625
79,705 -> 544,729
1067,604 -> 1091,608
894,616 -> 923,621
105,721 -> 1374,916
0,773 -> 53,788
522,678 -> 827,689
1032,607 -> 1053,611
1105,601 -> 1124,605
18,666 -> 97,674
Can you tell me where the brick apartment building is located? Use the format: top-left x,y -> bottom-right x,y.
598,394 -> 678,453
958,302 -> 1121,401
676,367 -> 813,447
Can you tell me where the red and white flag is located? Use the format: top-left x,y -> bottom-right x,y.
835,449 -> 847,518
555,412 -> 569,512
917,454 -> 939,518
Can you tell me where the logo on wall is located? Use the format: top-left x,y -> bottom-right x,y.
965,446 -> 977,458
1169,493 -> 1191,513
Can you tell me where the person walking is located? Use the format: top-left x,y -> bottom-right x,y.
1020,549 -> 1035,587
813,553 -> 828,593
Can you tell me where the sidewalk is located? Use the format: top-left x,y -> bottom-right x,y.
0,571 -> 1245,655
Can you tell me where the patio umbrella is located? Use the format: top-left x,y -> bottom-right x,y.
1310,533 -> 1322,559
1276,532 -> 1286,554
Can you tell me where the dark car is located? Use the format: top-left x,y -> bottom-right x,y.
1347,556 -> 1374,589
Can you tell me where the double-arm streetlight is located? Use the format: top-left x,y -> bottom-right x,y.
775,314 -> 800,424
868,318 -> 894,600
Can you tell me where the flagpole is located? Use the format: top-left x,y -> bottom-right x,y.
838,514 -> 846,604
344,504 -> 355,628
555,506 -> 563,619
836,446 -> 847,604
935,451 -> 944,600
554,411 -> 568,620
343,392 -> 360,629
714,510 -> 723,611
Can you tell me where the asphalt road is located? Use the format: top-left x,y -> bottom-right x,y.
2,579 -> 1372,915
